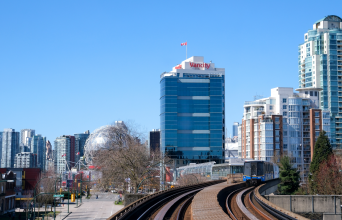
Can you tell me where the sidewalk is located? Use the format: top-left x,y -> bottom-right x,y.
56,194 -> 124,220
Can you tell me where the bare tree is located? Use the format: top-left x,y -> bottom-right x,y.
176,174 -> 207,186
92,122 -> 171,193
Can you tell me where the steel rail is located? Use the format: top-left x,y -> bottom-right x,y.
107,180 -> 225,220
153,188 -> 201,220
247,190 -> 273,220
176,195 -> 194,220
253,184 -> 309,220
225,187 -> 244,220
236,187 -> 259,220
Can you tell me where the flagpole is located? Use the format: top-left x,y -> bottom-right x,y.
186,42 -> 187,60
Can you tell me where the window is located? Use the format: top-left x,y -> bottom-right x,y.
275,117 -> 280,123
283,98 -> 287,103
283,105 -> 287,110
283,111 -> 287,116
310,91 -> 313,96
315,125 -> 320,130
275,124 -> 280,129
315,111 -> 319,117
284,131 -> 287,136
269,105 -> 273,110
315,118 -> 319,124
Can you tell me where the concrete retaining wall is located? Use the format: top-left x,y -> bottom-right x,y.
124,194 -> 146,207
264,195 -> 341,214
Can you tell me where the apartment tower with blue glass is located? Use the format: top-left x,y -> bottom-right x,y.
298,15 -> 342,149
160,56 -> 225,166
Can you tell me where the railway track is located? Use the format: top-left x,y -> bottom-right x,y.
107,180 -> 225,220
108,180 -> 308,220
225,183 -> 307,220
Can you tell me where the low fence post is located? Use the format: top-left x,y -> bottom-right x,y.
290,195 -> 292,212
312,195 -> 314,213
334,196 -> 336,214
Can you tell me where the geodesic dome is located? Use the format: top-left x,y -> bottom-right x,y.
83,124 -> 128,164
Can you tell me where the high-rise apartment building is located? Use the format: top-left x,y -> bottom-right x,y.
298,15 -> 342,149
74,130 -> 90,157
149,129 -> 160,154
160,56 -> 225,166
31,135 -> 46,171
232,122 -> 239,137
15,152 -> 37,168
54,135 -> 80,174
54,136 -> 70,174
20,129 -> 35,146
1,129 -> 20,168
0,132 -> 2,162
238,87 -> 330,180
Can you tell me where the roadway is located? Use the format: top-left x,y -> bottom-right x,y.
58,192 -> 124,220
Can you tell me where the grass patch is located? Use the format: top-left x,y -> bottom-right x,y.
114,201 -> 123,205
86,194 -> 92,199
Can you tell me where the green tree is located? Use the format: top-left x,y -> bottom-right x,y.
309,131 -> 333,175
309,130 -> 333,193
278,156 -> 300,195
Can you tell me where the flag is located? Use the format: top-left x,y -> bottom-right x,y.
181,42 -> 187,46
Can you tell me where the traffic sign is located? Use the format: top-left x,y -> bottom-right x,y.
53,195 -> 64,198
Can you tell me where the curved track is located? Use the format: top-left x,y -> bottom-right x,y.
108,179 -> 307,220
225,182 -> 306,220
107,180 -> 225,220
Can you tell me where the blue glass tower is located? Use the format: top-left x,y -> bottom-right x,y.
160,56 -> 225,166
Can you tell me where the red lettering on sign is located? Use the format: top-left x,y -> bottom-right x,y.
189,62 -> 210,69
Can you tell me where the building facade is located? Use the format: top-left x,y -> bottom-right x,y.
149,129 -> 160,154
232,122 -> 239,137
54,136 -> 80,174
14,152 -> 37,168
0,171 -> 16,215
54,136 -> 70,174
1,129 -> 20,168
160,56 -> 225,166
238,87 -> 330,180
74,130 -> 90,158
298,15 -> 342,149
30,135 -> 46,171
20,129 -> 35,146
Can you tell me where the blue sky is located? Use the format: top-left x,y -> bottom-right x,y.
1,0 -> 342,147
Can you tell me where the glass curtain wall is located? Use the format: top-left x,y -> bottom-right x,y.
161,74 -> 224,166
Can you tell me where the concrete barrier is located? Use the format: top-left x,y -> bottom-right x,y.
323,213 -> 342,220
264,195 -> 341,214
123,194 -> 146,207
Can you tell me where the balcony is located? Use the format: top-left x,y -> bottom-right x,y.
303,147 -> 311,151
244,101 -> 266,105
303,141 -> 310,145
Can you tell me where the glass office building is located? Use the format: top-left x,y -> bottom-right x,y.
160,56 -> 225,166
298,15 -> 342,149
74,130 -> 90,157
